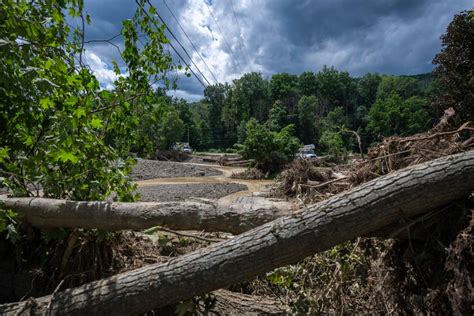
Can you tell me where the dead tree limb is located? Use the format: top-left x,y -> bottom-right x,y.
300,176 -> 348,189
0,198 -> 292,235
1,151 -> 473,315
341,129 -> 364,159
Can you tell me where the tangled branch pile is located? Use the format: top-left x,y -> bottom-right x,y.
273,108 -> 474,205
261,108 -> 473,313
271,157 -> 343,202
351,108 -> 474,185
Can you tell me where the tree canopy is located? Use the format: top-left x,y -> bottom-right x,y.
0,0 -> 180,200
433,10 -> 474,123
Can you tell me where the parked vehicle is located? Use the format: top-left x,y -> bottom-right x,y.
183,143 -> 192,154
297,144 -> 317,159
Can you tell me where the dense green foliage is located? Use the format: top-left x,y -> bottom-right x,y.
319,107 -> 352,160
189,69 -> 435,155
238,119 -> 300,171
0,0 -> 180,201
433,10 -> 474,123
367,94 -> 431,138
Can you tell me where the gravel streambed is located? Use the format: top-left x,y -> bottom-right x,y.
137,183 -> 247,202
130,159 -> 221,180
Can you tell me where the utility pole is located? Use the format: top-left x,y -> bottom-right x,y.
187,126 -> 190,144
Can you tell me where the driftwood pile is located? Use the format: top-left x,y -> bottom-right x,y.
274,108 -> 474,204
200,154 -> 252,167
351,107 -> 474,185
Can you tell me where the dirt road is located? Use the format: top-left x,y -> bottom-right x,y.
134,161 -> 275,204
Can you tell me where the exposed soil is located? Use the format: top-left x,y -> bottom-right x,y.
137,183 -> 248,202
130,159 -> 222,180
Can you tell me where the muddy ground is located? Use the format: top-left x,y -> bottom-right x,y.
130,158 -> 222,180
137,183 -> 247,202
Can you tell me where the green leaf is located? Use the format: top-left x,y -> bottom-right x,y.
45,59 -> 53,70
40,97 -> 53,109
56,150 -> 79,163
64,95 -> 78,107
90,118 -> 103,128
75,108 -> 86,118
7,223 -> 20,243
112,61 -> 121,75
0,147 -> 9,163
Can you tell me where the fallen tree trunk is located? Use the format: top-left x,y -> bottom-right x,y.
1,151 -> 473,315
0,197 -> 292,234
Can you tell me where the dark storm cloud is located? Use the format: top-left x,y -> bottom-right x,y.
265,0 -> 430,47
80,0 -> 473,101
251,0 -> 472,76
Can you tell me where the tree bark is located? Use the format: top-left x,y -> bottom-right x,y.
0,197 -> 292,235
1,151 -> 474,315
211,290 -> 288,314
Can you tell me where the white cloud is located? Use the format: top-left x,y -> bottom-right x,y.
83,51 -> 118,90
176,0 -> 259,84
169,89 -> 203,102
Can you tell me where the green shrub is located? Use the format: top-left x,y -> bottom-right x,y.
239,119 -> 300,171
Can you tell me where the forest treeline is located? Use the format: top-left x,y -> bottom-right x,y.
142,70 -> 438,157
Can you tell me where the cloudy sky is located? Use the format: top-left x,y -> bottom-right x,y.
81,0 -> 472,101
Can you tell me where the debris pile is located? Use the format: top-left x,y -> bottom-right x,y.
350,108 -> 474,185
272,157 -> 346,203
154,149 -> 189,161
273,108 -> 473,205
259,108 -> 474,313
230,167 -> 265,180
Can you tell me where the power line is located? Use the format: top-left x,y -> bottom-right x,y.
205,3 -> 241,73
145,0 -> 211,88
162,0 -> 219,84
230,0 -> 250,65
150,0 -> 211,86
137,0 -> 207,89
